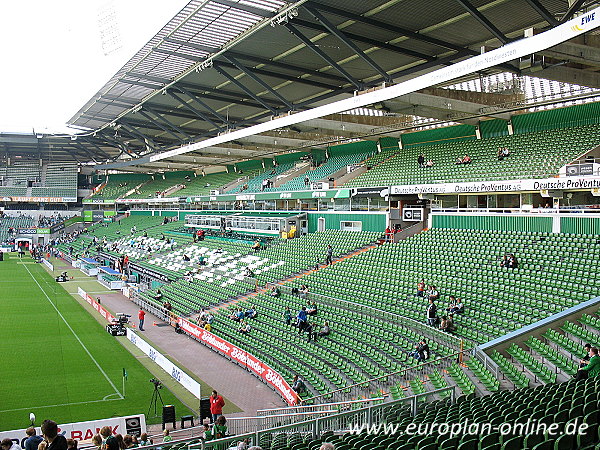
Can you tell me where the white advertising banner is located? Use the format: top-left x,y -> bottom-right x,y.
0,415 -> 146,445
391,176 -> 600,195
126,329 -> 201,398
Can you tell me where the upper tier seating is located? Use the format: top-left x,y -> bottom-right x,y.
345,124 -> 600,187
127,171 -> 195,199
167,171 -> 244,197
89,173 -> 150,200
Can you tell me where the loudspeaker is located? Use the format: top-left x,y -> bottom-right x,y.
162,405 -> 176,429
199,398 -> 211,421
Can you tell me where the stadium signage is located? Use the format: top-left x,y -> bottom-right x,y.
50,222 -> 65,233
83,198 -> 116,204
129,263 -> 171,282
17,228 -> 38,235
0,415 -> 146,446
391,176 -> 600,195
177,318 -> 298,405
403,208 -> 424,222
126,329 -> 201,398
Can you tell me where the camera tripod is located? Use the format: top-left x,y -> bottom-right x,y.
148,384 -> 164,417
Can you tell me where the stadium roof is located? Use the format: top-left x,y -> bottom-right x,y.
3,0 -> 600,170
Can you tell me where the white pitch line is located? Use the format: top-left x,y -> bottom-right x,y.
22,263 -> 124,400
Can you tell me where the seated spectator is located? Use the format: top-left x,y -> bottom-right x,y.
214,248 -> 223,254
1,438 -> 21,450
409,339 -> 430,362
305,321 -> 315,342
245,307 -> 257,319
461,154 -> 471,164
306,301 -> 317,316
229,308 -> 244,322
299,284 -> 309,299
25,427 -> 43,450
244,267 -> 255,277
238,321 -> 251,334
499,254 -> 509,268
580,343 -> 593,368
498,147 -> 510,160
316,321 -> 331,340
575,347 -> 600,380
417,154 -> 425,167
291,374 -> 306,394
455,157 -> 463,165
200,425 -> 212,442
507,254 -> 518,269
447,296 -> 464,314
154,289 -> 163,301
425,159 -> 434,167
183,254 -> 191,262
427,285 -> 439,301
440,314 -> 455,333
39,420 -> 67,450
213,416 -> 227,439
251,240 -> 261,253
270,285 -> 281,297
138,434 -> 152,447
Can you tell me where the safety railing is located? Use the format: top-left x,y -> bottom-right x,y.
301,350 -> 467,405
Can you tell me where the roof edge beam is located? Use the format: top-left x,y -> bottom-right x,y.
454,0 -> 510,44
213,65 -> 278,114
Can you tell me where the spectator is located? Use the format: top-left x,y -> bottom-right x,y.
325,245 -> 333,265
580,343 -> 593,368
305,321 -> 315,342
440,314 -> 455,333
409,339 -> 430,362
25,427 -> 43,450
183,254 -> 191,262
244,267 -> 255,277
252,240 -> 261,253
229,308 -> 244,322
427,285 -> 439,302
455,157 -> 463,165
245,307 -> 257,319
154,289 -> 163,301
316,321 -> 331,341
210,390 -> 225,423
200,425 -> 212,442
213,416 -> 227,439
425,159 -> 434,167
299,284 -> 309,299
122,436 -> 135,449
161,430 -> 172,446
283,307 -> 292,325
507,254 -> 518,269
499,254 -> 509,268
426,298 -> 437,327
39,420 -> 68,450
447,296 -> 464,314
304,176 -> 310,186
236,438 -> 251,450
138,308 -> 145,332
306,301 -> 317,316
238,321 -> 251,334
270,285 -> 281,297
415,279 -> 426,297
461,155 -> 472,164
1,439 -> 21,450
138,434 -> 152,447
292,374 -> 306,394
417,154 -> 425,167
498,147 -> 510,160
296,306 -> 308,333
576,347 -> 600,380
319,444 -> 335,450
91,435 -> 102,450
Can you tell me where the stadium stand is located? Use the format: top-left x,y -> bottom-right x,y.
167,171 -> 245,197
345,124 -> 600,187
89,173 -> 151,200
127,171 -> 195,199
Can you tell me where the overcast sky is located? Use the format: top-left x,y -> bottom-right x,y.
0,0 -> 189,135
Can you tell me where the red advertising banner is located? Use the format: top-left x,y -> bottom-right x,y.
78,287 -> 115,322
177,318 -> 298,406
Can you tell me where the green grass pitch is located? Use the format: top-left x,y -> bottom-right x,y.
0,254 -> 196,431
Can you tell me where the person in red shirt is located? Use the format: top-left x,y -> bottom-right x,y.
138,308 -> 146,331
210,390 -> 225,423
